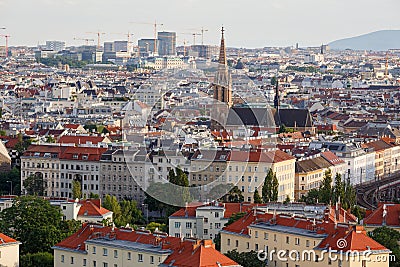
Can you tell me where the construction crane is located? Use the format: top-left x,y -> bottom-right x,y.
181,32 -> 201,46
73,38 -> 95,45
130,21 -> 163,54
186,27 -> 208,45
0,34 -> 10,58
86,31 -> 106,49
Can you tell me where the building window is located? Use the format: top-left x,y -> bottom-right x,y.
114,250 -> 118,258
204,229 -> 208,235
286,236 -> 290,244
362,260 -> 366,267
295,238 -> 300,245
175,222 -> 181,228
93,261 -> 97,267
138,254 -> 143,262
150,256 -> 154,264
215,212 -> 219,218
235,240 -> 239,247
93,246 -> 96,254
127,252 -> 131,260
204,218 -> 208,223
103,248 -> 108,256
103,263 -> 108,267
186,222 -> 192,228
264,233 -> 269,240
246,242 -> 250,249
61,255 -> 64,263
227,239 -> 231,246
83,259 -> 87,266
215,223 -> 221,229
71,256 -> 74,264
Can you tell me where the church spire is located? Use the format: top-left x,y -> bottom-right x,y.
274,76 -> 280,110
218,27 -> 227,66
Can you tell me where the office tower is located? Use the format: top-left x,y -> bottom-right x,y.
114,41 -> 129,52
138,39 -> 156,55
104,42 -> 114,53
45,41 -> 66,52
157,31 -> 176,56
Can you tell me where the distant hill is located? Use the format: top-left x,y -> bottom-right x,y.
328,30 -> 400,51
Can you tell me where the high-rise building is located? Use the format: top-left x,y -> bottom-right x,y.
114,40 -> 128,52
45,41 -> 65,52
103,42 -> 114,53
157,31 -> 176,56
189,44 -> 219,58
138,39 -> 156,55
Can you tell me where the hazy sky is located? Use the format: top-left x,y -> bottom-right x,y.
0,0 -> 399,48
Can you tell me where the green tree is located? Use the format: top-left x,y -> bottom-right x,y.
283,195 -> 291,204
0,167 -> 21,195
89,192 -> 99,199
319,169 -> 333,204
369,227 -> 400,267
0,196 -> 81,254
300,188 -> 320,204
342,177 -> 356,210
146,222 -> 167,233
119,199 -> 144,226
214,233 -> 221,251
45,136 -> 56,143
72,180 -> 82,199
20,252 -> 53,267
103,195 -> 122,225
223,186 -> 244,203
23,173 -> 45,196
332,173 -> 344,204
253,188 -> 262,204
262,169 -> 279,203
225,250 -> 267,267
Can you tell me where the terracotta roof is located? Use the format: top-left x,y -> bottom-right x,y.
364,203 -> 400,227
54,224 -> 238,267
78,200 -> 112,217
60,147 -> 107,161
58,135 -> 110,145
361,139 -> 393,152
228,150 -> 295,163
0,232 -> 18,245
321,151 -> 345,165
223,210 -> 384,253
170,203 -> 257,219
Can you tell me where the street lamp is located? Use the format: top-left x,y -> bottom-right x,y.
6,180 -> 12,195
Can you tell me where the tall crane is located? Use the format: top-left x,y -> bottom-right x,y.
73,38 -> 95,45
130,21 -> 163,54
86,31 -> 106,49
0,34 -> 10,58
181,32 -> 201,46
187,27 -> 208,45
385,52 -> 389,79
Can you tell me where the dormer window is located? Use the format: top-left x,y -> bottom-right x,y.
82,155 -> 88,160
73,154 -> 78,159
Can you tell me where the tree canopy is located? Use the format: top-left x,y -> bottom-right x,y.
102,195 -> 143,227
262,169 -> 278,203
368,227 -> 400,267
23,173 -> 45,196
0,196 -> 81,254
225,250 -> 267,267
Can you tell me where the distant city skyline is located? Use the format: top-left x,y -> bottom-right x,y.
0,0 -> 400,48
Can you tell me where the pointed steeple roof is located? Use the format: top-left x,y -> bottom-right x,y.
218,27 -> 227,66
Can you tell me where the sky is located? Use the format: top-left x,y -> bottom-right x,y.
0,0 -> 400,48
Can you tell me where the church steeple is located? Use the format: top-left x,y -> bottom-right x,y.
218,27 -> 227,66
274,76 -> 279,110
213,26 -> 232,108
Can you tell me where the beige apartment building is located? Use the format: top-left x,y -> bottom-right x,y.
220,210 -> 391,267
53,224 -> 240,267
190,149 -> 296,203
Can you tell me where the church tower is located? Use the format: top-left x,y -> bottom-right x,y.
213,27 -> 233,107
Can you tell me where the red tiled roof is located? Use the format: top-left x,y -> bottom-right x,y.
321,151 -> 345,165
55,224 -> 237,267
63,124 -> 81,129
0,232 -> 18,245
228,150 -> 295,163
60,147 -> 107,161
364,202 -> 400,227
170,203 -> 258,219
58,135 -> 110,145
78,200 -> 112,217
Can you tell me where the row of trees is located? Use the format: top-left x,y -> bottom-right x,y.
300,170 -> 356,210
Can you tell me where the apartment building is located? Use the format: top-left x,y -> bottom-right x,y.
99,149 -> 148,203
220,210 -> 390,267
190,149 -> 295,202
169,202 -> 256,241
53,224 -> 240,267
0,233 -> 20,267
227,150 -> 296,202
21,145 -> 107,198
309,141 -> 375,184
